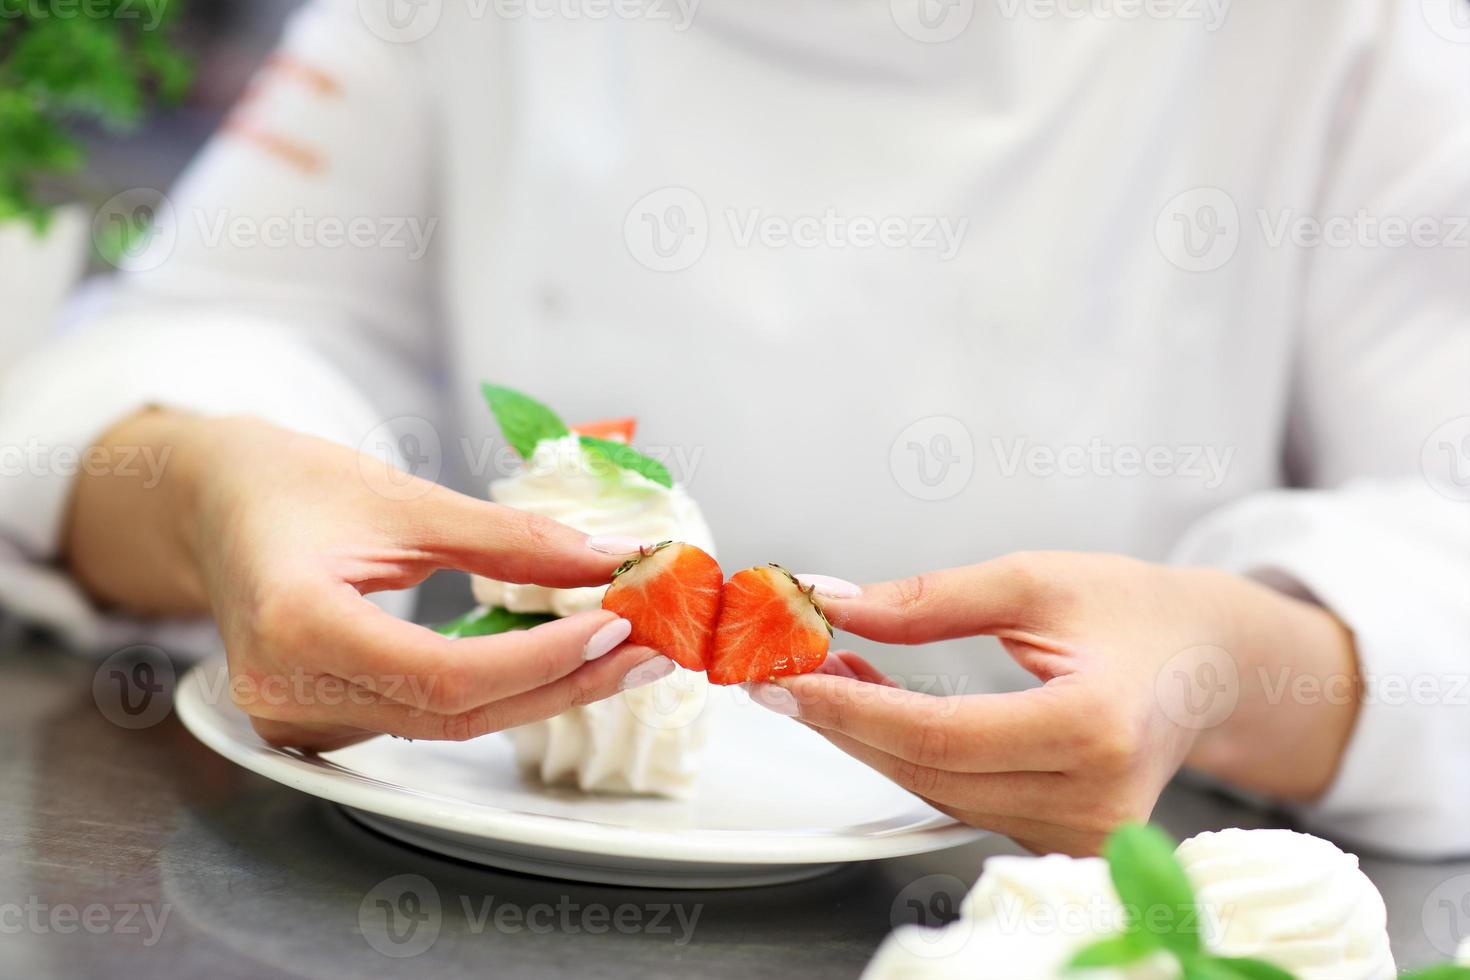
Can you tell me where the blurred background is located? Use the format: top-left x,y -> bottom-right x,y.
83,0 -> 300,193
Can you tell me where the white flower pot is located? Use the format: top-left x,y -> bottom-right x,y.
0,205 -> 89,368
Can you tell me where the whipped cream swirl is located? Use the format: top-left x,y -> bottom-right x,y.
473,434 -> 716,616
1175,829 -> 1395,980
473,434 -> 717,799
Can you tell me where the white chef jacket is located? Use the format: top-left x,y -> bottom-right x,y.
0,0 -> 1466,857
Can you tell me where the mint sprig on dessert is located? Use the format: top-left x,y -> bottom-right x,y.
1067,824 -> 1293,980
480,383 -> 673,489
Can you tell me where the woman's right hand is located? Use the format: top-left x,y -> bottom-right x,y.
64,411 -> 665,751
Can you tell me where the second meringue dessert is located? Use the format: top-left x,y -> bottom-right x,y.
451,385 -> 717,799
862,827 -> 1396,980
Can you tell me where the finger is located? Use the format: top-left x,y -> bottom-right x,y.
249,716 -> 375,753
406,486 -> 635,588
816,556 -> 1050,644
832,651 -> 900,687
248,644 -> 663,742
813,650 -> 862,680
776,672 -> 1077,773
812,727 -> 1065,817
811,651 -> 899,686
292,587 -> 633,712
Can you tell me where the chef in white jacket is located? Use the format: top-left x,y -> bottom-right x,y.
0,0 -> 1465,858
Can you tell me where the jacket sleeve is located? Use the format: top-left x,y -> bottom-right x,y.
1171,0 -> 1470,858
0,0 -> 437,648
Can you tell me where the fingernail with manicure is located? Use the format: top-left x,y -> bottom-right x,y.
584,618 -> 633,661
620,656 -> 675,691
747,683 -> 800,718
795,574 -> 861,599
587,535 -> 655,556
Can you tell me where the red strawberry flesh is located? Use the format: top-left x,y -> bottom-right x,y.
601,542 -> 722,671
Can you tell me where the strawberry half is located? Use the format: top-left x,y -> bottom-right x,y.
572,417 -> 638,444
707,565 -> 832,685
601,542 -> 722,671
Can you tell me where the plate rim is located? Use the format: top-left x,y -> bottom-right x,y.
176,657 -> 984,867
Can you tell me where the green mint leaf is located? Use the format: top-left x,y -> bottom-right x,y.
1066,933 -> 1156,971
1181,956 -> 1297,980
1397,967 -> 1470,980
1105,823 -> 1203,959
578,435 -> 673,489
481,384 -> 569,459
434,606 -> 556,638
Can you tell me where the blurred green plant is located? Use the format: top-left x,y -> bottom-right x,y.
0,0 -> 192,232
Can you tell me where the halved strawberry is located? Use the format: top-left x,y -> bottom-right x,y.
707,565 -> 832,685
602,542 -> 722,671
572,417 -> 638,444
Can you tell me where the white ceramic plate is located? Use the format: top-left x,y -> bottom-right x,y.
176,658 -> 983,888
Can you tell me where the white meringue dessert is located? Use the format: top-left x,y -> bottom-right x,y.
471,432 -> 718,800
862,828 -> 1396,980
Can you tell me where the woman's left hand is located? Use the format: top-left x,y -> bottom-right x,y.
754,552 -> 1362,856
